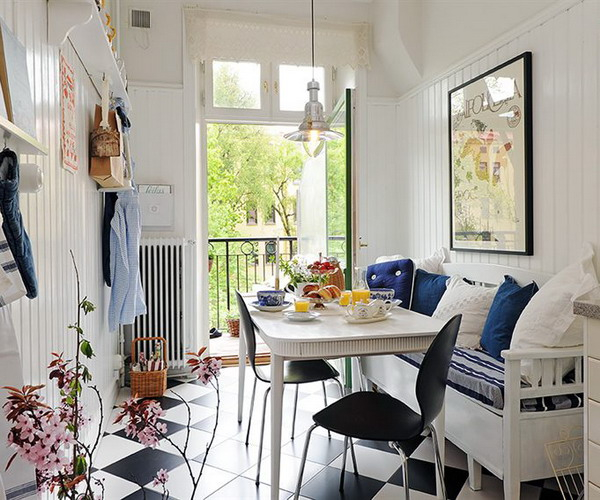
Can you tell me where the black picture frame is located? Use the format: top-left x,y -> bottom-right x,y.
448,51 -> 533,255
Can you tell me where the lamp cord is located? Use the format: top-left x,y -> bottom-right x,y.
311,0 -> 315,80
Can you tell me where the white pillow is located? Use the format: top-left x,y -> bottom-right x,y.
375,248 -> 447,274
432,275 -> 498,348
510,242 -> 600,383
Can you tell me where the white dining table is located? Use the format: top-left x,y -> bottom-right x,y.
237,296 -> 447,500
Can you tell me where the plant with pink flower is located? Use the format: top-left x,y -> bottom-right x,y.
114,347 -> 222,498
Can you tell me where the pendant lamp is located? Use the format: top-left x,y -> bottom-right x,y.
283,0 -> 343,157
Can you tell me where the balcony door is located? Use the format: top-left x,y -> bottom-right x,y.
297,89 -> 355,285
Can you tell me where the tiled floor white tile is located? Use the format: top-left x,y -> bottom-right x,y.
104,406 -> 127,434
94,434 -> 145,469
242,454 -> 325,493
411,437 -> 468,471
157,427 -> 226,459
165,383 -> 213,402
91,470 -> 141,499
373,482 -> 437,499
163,401 -> 215,425
144,460 -> 236,499
456,474 -> 542,499
330,444 -> 403,481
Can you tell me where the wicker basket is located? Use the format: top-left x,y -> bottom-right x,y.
326,264 -> 346,291
226,318 -> 240,337
130,336 -> 168,398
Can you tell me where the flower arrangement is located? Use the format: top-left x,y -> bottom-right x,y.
280,255 -> 339,287
3,253 -> 222,499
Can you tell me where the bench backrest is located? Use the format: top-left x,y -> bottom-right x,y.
440,262 -> 553,288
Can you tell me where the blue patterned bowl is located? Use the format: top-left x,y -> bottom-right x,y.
369,288 -> 395,302
257,290 -> 286,307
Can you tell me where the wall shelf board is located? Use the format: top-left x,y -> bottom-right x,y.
0,115 -> 48,155
48,0 -> 130,109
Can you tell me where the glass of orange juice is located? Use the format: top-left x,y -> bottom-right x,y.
295,299 -> 310,312
352,289 -> 371,304
339,290 -> 352,306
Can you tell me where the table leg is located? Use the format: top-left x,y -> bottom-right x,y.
270,354 -> 284,499
433,402 -> 446,499
237,329 -> 246,423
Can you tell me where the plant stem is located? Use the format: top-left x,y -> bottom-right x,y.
70,250 -> 82,500
193,377 -> 220,497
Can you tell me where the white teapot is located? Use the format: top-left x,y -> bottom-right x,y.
345,299 -> 393,320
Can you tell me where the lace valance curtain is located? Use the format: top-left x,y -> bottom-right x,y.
184,7 -> 370,68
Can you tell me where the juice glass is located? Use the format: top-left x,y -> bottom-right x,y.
295,299 -> 310,312
339,290 -> 352,306
352,289 -> 371,304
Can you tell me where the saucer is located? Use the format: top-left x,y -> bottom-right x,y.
251,301 -> 292,312
344,312 -> 392,324
283,311 -> 320,322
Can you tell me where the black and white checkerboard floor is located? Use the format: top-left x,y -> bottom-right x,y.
93,366 -> 567,499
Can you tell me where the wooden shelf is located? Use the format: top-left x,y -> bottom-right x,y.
0,115 -> 48,155
48,0 -> 130,109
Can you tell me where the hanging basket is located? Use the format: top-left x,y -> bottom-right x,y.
130,336 -> 168,398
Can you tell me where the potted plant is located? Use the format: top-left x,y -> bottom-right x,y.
225,310 -> 240,337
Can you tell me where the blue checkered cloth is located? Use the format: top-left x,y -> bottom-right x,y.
0,226 -> 26,306
108,188 -> 146,332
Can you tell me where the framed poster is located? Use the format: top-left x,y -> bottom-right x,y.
449,52 -> 533,255
60,53 -> 78,173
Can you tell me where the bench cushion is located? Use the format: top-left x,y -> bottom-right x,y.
397,348 -> 583,413
367,259 -> 414,309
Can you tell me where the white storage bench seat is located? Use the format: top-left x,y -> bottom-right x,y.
361,261 -> 585,500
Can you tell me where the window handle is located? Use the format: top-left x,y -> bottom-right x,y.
263,80 -> 269,93
274,81 -> 279,94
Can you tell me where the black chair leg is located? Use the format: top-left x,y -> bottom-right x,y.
294,423 -> 318,500
245,378 -> 258,446
390,442 -> 410,500
339,436 -> 349,492
255,386 -> 271,485
349,438 -> 358,476
291,384 -> 299,440
321,381 -> 331,439
430,425 -> 448,500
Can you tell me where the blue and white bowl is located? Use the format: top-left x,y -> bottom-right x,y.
369,288 -> 395,302
256,290 -> 286,307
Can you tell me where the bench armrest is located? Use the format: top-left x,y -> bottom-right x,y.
501,346 -> 583,361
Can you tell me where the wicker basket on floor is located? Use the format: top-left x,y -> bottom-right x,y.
130,336 -> 168,398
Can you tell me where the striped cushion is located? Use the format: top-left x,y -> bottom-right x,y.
397,348 -> 583,413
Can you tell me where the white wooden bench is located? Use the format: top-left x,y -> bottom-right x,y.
360,262 -> 584,499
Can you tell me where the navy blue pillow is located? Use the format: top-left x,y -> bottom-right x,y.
480,275 -> 539,361
366,259 -> 414,309
410,269 -> 450,316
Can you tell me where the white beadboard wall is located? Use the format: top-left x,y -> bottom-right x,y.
0,0 -> 116,443
383,0 -> 600,274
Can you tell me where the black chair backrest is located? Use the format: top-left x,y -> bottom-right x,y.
235,290 -> 268,382
415,314 -> 461,430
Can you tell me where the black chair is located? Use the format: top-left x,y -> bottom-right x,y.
293,314 -> 462,500
235,291 -> 347,484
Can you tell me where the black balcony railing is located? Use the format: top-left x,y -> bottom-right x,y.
208,236 -> 345,328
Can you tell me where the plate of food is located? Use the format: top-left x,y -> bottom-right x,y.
302,284 -> 342,309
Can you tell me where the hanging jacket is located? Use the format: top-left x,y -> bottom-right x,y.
0,150 -> 37,298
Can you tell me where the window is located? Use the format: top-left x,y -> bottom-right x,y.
212,60 -> 261,109
246,209 -> 257,225
479,146 -> 487,153
278,65 -> 326,112
265,206 -> 276,225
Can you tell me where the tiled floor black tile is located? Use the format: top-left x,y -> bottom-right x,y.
142,395 -> 185,411
121,487 -> 167,500
113,419 -> 187,442
207,476 -> 291,499
102,447 -> 185,486
281,432 -> 346,465
299,465 -> 385,500
539,488 -> 573,499
190,391 -> 219,408
387,458 -> 467,499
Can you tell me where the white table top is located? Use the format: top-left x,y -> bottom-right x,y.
244,295 -> 445,358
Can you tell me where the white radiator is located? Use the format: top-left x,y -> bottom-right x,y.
132,238 -> 194,370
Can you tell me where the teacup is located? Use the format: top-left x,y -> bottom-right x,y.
346,299 -> 393,320
257,290 -> 285,307
369,288 -> 395,302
